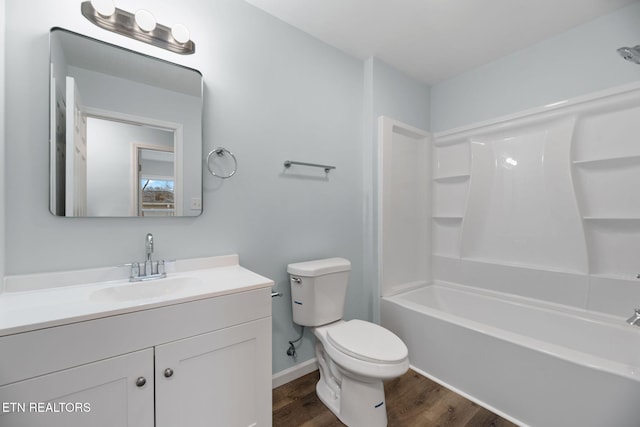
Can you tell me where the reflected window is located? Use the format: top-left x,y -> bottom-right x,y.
140,179 -> 175,216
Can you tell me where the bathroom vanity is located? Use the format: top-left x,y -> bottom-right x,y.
0,255 -> 273,427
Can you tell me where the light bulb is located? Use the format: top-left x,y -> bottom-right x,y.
135,9 -> 156,32
171,24 -> 190,44
90,0 -> 115,17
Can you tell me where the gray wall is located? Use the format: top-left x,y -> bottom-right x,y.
431,1 -> 640,132
4,0 -> 363,375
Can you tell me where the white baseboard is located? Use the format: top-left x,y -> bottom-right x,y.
272,358 -> 318,389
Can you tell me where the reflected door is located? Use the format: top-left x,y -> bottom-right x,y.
137,147 -> 176,217
65,77 -> 88,216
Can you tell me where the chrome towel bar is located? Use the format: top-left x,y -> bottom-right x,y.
284,160 -> 336,173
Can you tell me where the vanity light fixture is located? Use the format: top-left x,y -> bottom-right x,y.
134,9 -> 157,33
171,24 -> 191,45
90,0 -> 115,17
81,1 -> 195,54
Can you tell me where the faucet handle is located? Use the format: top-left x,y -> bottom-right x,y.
130,262 -> 140,278
626,308 -> 640,326
145,233 -> 154,255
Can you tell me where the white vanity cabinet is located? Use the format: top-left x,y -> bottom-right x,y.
0,283 -> 272,427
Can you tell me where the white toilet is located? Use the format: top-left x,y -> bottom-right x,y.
288,258 -> 409,427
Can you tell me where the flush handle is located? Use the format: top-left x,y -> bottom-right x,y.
164,368 -> 174,378
135,377 -> 146,387
291,277 -> 301,284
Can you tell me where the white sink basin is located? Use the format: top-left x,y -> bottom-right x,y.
91,276 -> 203,302
0,254 -> 274,337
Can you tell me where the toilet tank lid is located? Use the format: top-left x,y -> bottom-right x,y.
287,258 -> 351,277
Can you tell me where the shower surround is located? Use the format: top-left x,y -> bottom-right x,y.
429,82 -> 640,309
378,82 -> 640,426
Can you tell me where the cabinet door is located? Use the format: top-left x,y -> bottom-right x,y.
155,317 -> 272,427
0,348 -> 154,427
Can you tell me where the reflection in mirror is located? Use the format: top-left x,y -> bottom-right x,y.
49,28 -> 203,217
138,147 -> 175,217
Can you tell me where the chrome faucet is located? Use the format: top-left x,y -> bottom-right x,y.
145,233 -> 154,275
146,233 -> 154,260
130,233 -> 166,282
626,308 -> 640,326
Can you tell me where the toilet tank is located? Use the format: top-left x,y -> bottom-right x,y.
287,258 -> 351,327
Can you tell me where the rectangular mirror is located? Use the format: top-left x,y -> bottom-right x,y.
49,28 -> 203,217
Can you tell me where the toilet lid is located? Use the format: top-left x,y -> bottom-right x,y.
326,319 -> 408,364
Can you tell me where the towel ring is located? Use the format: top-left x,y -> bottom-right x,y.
207,147 -> 237,179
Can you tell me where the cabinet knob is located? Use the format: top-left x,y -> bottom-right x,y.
164,368 -> 174,378
135,377 -> 146,387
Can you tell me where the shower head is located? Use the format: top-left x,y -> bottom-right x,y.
617,45 -> 640,64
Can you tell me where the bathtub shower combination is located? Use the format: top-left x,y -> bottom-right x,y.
377,83 -> 640,427
381,283 -> 640,427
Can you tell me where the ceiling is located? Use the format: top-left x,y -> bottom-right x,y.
244,0 -> 639,85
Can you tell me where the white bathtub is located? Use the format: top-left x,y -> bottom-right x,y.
380,282 -> 640,427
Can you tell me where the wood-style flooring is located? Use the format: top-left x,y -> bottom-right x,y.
273,369 -> 519,427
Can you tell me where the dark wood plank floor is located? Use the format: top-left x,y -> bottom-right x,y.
273,369 -> 519,427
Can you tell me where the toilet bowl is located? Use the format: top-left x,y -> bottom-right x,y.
287,258 -> 409,427
313,320 -> 409,426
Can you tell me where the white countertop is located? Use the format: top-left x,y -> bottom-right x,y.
0,255 -> 273,337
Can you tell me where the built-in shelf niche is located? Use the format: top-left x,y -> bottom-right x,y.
583,217 -> 640,221
572,154 -> 640,167
572,105 -> 640,162
433,140 -> 470,178
434,173 -> 471,182
432,139 -> 470,258
573,162 -> 640,218
572,102 -> 640,277
433,175 -> 469,218
583,219 -> 640,277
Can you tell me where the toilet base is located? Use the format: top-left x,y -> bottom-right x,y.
315,341 -> 389,427
316,373 -> 388,427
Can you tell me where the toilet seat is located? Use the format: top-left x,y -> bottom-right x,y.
314,320 -> 409,380
326,319 -> 408,364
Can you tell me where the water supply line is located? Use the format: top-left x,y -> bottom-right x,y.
287,326 -> 305,358
268,288 -> 304,356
